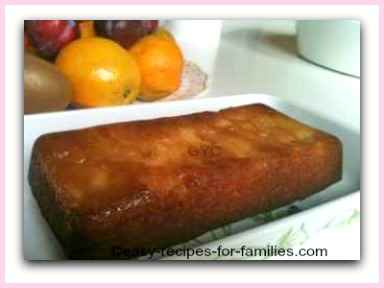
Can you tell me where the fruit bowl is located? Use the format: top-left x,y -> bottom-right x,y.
24,20 -> 222,114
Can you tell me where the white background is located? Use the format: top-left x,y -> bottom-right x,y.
6,4 -> 379,284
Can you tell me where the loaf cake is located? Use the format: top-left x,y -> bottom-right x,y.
28,104 -> 342,259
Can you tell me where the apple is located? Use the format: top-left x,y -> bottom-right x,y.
25,20 -> 79,60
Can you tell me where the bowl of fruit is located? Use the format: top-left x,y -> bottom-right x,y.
24,20 -> 208,114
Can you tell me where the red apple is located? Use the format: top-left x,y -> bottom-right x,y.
25,20 -> 79,60
24,32 -> 30,49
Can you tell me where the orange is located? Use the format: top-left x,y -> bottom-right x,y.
56,37 -> 140,107
130,33 -> 183,101
152,27 -> 175,42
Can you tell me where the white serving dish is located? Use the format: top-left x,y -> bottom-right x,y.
163,191 -> 360,260
296,20 -> 360,77
23,94 -> 360,260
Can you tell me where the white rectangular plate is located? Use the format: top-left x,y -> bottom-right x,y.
23,94 -> 360,260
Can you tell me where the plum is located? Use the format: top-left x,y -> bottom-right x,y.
94,20 -> 158,49
25,20 -> 79,60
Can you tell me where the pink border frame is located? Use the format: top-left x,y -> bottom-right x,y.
1,0 -> 382,287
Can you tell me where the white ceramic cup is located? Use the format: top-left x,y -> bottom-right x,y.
162,20 -> 223,79
296,20 -> 360,77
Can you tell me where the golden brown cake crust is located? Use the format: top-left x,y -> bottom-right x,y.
28,104 -> 342,259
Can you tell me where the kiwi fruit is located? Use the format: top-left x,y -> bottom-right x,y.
24,53 -> 72,114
